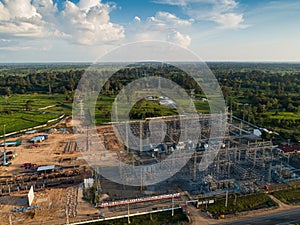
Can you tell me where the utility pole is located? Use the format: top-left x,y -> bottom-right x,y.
127,203 -> 131,224
238,103 -> 248,129
48,83 -> 52,95
225,190 -> 228,208
139,121 -> 143,153
230,98 -> 233,123
66,206 -> 69,224
172,195 -> 174,217
189,89 -> 195,111
125,122 -> 129,153
193,152 -> 197,181
243,104 -> 246,122
248,104 -> 251,123
268,163 -> 272,183
86,127 -> 89,152
3,125 -> 8,166
140,167 -> 143,191
234,193 -> 237,205
158,75 -> 161,89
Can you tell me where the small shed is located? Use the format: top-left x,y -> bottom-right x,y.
37,165 -> 55,173
30,136 -> 45,143
84,178 -> 94,189
0,139 -> 21,147
25,130 -> 37,134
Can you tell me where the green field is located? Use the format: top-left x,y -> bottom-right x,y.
272,188 -> 300,204
4,91 -> 300,141
264,111 -> 300,120
0,94 -> 71,135
259,111 -> 300,140
0,93 -> 210,135
89,209 -> 188,225
199,193 -> 277,217
0,94 -> 65,109
94,95 -> 209,125
0,111 -> 59,134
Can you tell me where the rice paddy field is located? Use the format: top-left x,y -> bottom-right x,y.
0,92 -> 211,136
0,94 -> 71,135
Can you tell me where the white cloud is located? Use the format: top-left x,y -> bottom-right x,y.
148,11 -> 193,27
0,46 -> 32,51
0,0 -> 65,38
214,0 -> 238,11
32,0 -> 58,21
0,0 -> 50,37
134,16 -> 141,23
153,0 -> 249,29
78,0 -> 100,11
213,13 -> 249,29
152,0 -> 189,6
131,11 -> 192,48
153,0 -> 237,8
59,0 -> 125,45
167,30 -> 191,47
0,38 -> 11,42
0,37 -> 53,52
0,0 -> 40,19
0,0 -> 124,45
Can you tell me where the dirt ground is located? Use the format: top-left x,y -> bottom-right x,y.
0,121 -> 92,224
0,187 -> 67,225
0,121 -> 129,224
0,132 -> 85,176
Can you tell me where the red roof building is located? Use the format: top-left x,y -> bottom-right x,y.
278,145 -> 300,153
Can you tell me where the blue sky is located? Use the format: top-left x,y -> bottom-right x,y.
0,0 -> 299,62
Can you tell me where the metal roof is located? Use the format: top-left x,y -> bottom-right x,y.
25,130 -> 37,134
0,141 -> 18,146
37,165 -> 55,172
30,136 -> 44,142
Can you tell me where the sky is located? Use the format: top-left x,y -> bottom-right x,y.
0,0 -> 299,62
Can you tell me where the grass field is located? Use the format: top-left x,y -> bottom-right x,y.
2,92 -> 300,141
261,111 -> 300,140
0,94 -> 70,135
272,188 -> 300,204
0,111 -> 60,134
1,93 -> 202,134
95,95 -> 210,125
0,94 -> 66,109
199,193 -> 277,217
264,111 -> 300,120
92,209 -> 188,225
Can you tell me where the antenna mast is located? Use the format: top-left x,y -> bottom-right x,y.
3,125 -> 9,166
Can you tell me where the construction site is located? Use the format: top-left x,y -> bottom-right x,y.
1,111 -> 300,224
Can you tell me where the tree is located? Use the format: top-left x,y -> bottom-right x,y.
104,80 -> 110,94
5,87 -> 11,96
287,103 -> 296,112
0,87 -> 11,96
69,78 -> 75,91
25,100 -> 33,111
258,104 -> 266,113
252,106 -> 258,115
